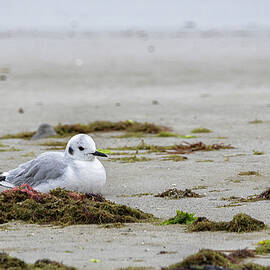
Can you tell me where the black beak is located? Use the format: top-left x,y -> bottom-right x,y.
93,150 -> 107,157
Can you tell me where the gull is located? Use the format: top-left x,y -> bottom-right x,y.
0,134 -> 107,193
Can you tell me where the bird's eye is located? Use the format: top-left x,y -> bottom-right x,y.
78,146 -> 84,151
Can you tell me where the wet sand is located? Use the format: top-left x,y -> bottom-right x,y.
1,32 -> 270,269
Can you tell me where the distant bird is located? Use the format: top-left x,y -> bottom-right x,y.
0,134 -> 107,194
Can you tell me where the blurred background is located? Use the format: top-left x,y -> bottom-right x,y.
0,0 -> 269,134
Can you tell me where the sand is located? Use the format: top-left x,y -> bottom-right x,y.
1,32 -> 270,269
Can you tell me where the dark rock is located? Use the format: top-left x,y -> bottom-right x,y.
31,124 -> 57,140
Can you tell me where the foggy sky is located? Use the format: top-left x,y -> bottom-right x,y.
0,0 -> 269,31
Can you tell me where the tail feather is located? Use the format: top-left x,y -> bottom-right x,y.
0,173 -> 14,188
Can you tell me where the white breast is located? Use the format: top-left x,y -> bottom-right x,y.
64,157 -> 106,193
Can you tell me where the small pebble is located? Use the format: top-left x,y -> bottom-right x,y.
18,108 -> 24,114
0,75 -> 7,81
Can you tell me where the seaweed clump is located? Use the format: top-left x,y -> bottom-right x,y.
256,240 -> 270,255
111,141 -> 234,154
54,121 -> 168,135
188,213 -> 266,233
155,189 -> 203,199
0,185 -> 153,225
164,248 -> 258,270
257,188 -> 270,200
0,120 -> 169,139
0,253 -> 76,269
166,141 -> 234,154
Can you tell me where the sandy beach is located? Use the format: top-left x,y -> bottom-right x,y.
1,32 -> 270,269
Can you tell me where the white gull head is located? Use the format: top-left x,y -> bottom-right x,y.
65,134 -> 107,161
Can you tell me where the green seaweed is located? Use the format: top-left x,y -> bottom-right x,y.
156,132 -> 197,138
109,155 -> 152,163
162,155 -> 188,162
253,150 -> 264,155
238,171 -> 261,176
169,249 -> 232,269
111,132 -> 145,138
0,131 -> 35,140
0,148 -> 22,152
196,159 -> 214,162
0,253 -> 76,269
188,213 -> 266,233
161,210 -> 197,225
0,142 -> 8,147
249,119 -> 263,124
256,240 -> 270,255
165,248 -> 258,270
192,185 -> 208,190
191,128 -> 212,133
0,185 -> 154,226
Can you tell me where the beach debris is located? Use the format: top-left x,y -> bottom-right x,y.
155,188 -> 203,199
0,184 -> 153,225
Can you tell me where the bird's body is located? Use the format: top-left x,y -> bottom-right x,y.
0,134 -> 107,193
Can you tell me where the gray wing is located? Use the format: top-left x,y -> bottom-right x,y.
6,152 -> 68,187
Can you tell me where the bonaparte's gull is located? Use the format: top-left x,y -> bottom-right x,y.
0,134 -> 107,193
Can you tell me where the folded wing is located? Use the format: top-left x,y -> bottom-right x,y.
5,152 -> 67,187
